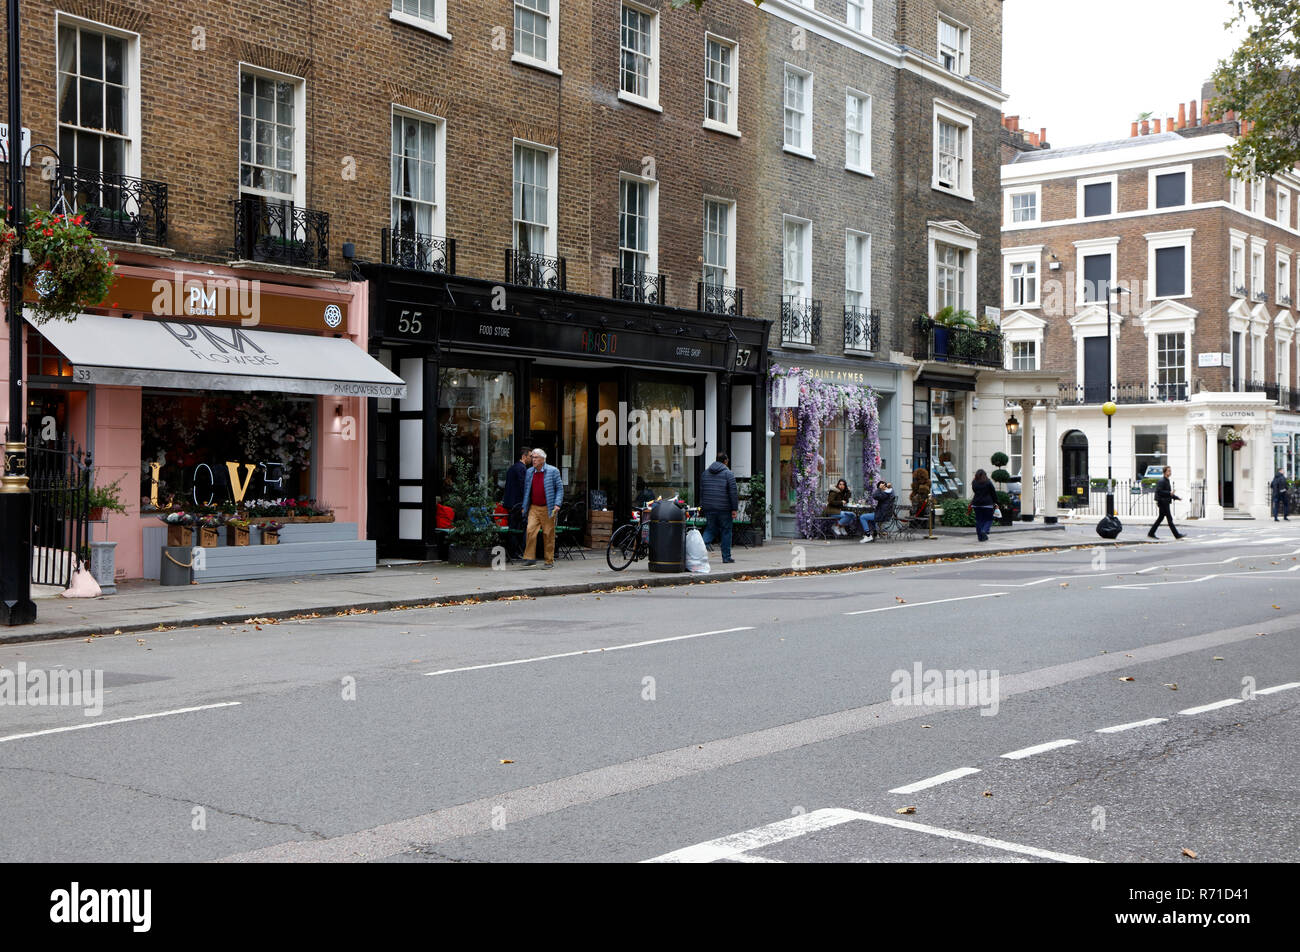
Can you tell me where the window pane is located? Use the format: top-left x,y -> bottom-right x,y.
1083,181 -> 1111,216
1083,254 -> 1110,302
1155,172 -> 1185,208
1155,246 -> 1185,297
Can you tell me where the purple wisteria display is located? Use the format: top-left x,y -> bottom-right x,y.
770,365 -> 882,538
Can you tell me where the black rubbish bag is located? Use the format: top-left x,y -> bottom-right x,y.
1096,515 -> 1123,539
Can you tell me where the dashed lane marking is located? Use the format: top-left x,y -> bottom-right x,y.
1255,682 -> 1300,695
1178,698 -> 1245,715
844,592 -> 1006,615
0,702 -> 242,744
888,767 -> 981,794
1095,717 -> 1168,734
1001,739 -> 1078,760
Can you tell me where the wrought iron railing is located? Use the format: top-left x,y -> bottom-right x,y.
232,196 -> 329,269
1057,381 -> 1189,405
1246,378 -> 1300,412
844,305 -> 881,353
505,248 -> 566,290
27,434 -> 90,589
698,282 -> 744,316
382,228 -> 455,273
1058,479 -> 1160,518
51,165 -> 168,246
612,268 -> 666,304
913,317 -> 1004,368
781,297 -> 821,347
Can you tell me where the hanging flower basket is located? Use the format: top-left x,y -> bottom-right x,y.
1224,428 -> 1246,450
2,209 -> 117,324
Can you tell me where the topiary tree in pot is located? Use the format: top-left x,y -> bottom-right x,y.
989,452 -> 1014,525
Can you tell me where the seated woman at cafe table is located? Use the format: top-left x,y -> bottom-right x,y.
859,480 -> 895,543
825,479 -> 855,537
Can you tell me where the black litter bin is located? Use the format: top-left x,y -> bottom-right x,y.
159,546 -> 193,585
648,497 -> 686,573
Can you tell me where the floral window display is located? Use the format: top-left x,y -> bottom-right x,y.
769,364 -> 882,537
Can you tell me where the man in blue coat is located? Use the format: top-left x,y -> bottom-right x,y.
522,448 -> 564,567
700,452 -> 739,563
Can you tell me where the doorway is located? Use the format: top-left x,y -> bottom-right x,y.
1219,440 -> 1235,508
1061,429 -> 1089,498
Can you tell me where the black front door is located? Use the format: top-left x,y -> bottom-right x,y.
1219,442 -> 1235,508
1062,430 -> 1089,498
1083,337 -> 1109,403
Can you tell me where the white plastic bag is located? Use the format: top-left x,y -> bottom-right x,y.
61,561 -> 102,598
684,528 -> 711,573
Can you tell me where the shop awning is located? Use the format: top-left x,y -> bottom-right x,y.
28,314 -> 406,398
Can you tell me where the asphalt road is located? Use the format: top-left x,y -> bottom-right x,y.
1,523 -> 1297,864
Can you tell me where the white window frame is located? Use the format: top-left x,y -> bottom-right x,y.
1146,228 -> 1194,302
1251,237 -> 1268,298
1001,311 -> 1046,371
932,100 -> 974,200
1278,248 -> 1292,305
1252,177 -> 1265,215
937,16 -> 969,75
1230,229 -> 1247,296
1002,246 -> 1042,309
1011,340 -> 1038,371
1277,336 -> 1291,388
618,172 -> 659,276
703,33 -> 738,137
844,88 -> 872,175
783,64 -> 814,159
847,0 -> 872,35
1147,164 -> 1191,211
619,1 -> 661,112
390,106 -> 446,241
1073,236 -> 1120,307
55,14 -> 142,180
782,215 -> 812,302
512,138 -> 558,259
1279,187 -> 1292,229
1077,174 -> 1118,219
1252,323 -> 1266,381
390,0 -> 449,41
702,197 -> 736,290
513,0 -> 560,75
927,220 -> 980,317
845,229 -> 871,311
238,64 -> 306,209
1004,185 -> 1041,226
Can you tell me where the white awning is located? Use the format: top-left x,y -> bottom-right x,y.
29,314 -> 406,398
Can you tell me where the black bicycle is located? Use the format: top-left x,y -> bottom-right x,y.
606,518 -> 649,570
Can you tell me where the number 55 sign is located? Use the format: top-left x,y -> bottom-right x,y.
386,305 -> 434,341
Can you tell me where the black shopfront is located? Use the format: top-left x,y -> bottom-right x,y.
363,265 -> 769,559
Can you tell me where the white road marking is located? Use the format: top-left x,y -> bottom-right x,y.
644,808 -> 1097,863
1000,739 -> 1078,760
725,853 -> 785,863
1178,698 -> 1245,715
1255,682 -> 1300,695
424,627 -> 756,676
888,766 -> 981,794
844,592 -> 1006,615
0,701 -> 242,744
1095,717 -> 1168,734
980,572 -> 1113,589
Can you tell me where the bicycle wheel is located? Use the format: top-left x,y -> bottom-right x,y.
606,524 -> 639,571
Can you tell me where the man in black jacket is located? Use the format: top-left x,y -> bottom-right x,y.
502,447 -> 531,557
1270,468 -> 1290,521
700,452 -> 739,563
1148,465 -> 1183,539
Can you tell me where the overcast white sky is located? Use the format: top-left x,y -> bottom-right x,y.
1002,0 -> 1248,148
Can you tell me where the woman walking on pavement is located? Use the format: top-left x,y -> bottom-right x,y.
1148,465 -> 1184,539
970,469 -> 997,542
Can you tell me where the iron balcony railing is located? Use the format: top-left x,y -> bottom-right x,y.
844,305 -> 881,353
914,316 -> 1004,368
698,282 -> 744,316
51,165 -> 168,246
781,297 -> 822,347
382,228 -> 456,274
1246,378 -> 1300,412
1057,381 -> 1190,405
505,248 -> 566,290
612,268 -> 666,304
232,196 -> 329,269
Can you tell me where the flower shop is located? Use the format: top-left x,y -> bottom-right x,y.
768,363 -> 895,538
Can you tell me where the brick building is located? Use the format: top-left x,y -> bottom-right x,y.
1000,95 -> 1300,521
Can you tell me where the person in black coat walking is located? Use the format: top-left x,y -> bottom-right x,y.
969,469 -> 998,541
502,447 -> 531,556
1270,468 -> 1290,521
700,452 -> 739,563
1148,465 -> 1184,539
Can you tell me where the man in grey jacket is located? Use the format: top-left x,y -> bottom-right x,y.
700,452 -> 739,564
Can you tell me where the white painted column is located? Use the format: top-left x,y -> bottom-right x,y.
1044,401 -> 1060,521
1203,424 -> 1221,520
1251,423 -> 1272,517
1019,400 -> 1036,519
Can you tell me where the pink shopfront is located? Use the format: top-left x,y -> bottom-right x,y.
0,255 -> 403,580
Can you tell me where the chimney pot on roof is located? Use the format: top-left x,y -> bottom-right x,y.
1177,103 -> 1186,129
1040,127 -> 1047,145
1141,120 -> 1150,135
1131,121 -> 1139,137
1190,99 -> 1199,126
1154,118 -> 1162,133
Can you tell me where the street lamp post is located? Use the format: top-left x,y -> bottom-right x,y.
1,0 -> 37,626
1099,284 -> 1130,536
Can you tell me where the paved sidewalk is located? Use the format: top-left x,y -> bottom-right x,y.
3,521 -> 1123,645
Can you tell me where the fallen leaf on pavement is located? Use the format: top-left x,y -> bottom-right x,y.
1060,582 -> 1069,588
921,724 -> 932,729
113,629 -> 121,635
1212,656 -> 1224,661
1164,683 -> 1178,690
895,596 -> 906,603
1119,676 -> 1135,682
1272,605 -> 1281,610
895,806 -> 917,815
982,790 -> 993,797
1181,848 -> 1198,859
499,759 -> 513,765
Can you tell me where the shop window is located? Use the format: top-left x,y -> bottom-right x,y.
629,379 -> 697,506
928,389 -> 965,496
439,368 -> 515,499
777,408 -> 867,515
140,391 -> 314,511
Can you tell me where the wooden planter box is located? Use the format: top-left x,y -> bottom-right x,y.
227,525 -> 251,547
166,525 -> 191,547
448,544 -> 495,566
585,509 -> 614,547
198,526 -> 220,547
261,530 -> 280,545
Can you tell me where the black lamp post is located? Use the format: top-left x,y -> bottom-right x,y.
1100,283 -> 1131,532
2,0 -> 36,625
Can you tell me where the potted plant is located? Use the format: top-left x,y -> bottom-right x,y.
227,517 -> 251,547
87,475 -> 129,521
197,513 -> 225,548
260,521 -> 284,545
1224,428 -> 1246,450
742,471 -> 771,545
444,457 -> 501,565
160,509 -> 195,547
1057,494 -> 1074,509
